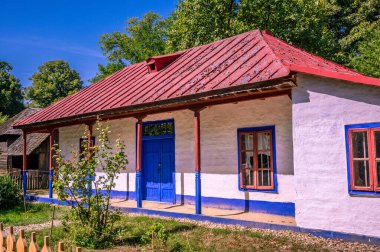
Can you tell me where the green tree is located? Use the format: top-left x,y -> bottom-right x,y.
0,113 -> 8,125
88,62 -> 125,84
0,61 -> 24,116
166,0 -> 241,51
350,27 -> 380,78
99,11 -> 168,65
26,60 -> 83,108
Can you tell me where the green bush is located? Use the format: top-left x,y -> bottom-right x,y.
0,175 -> 21,210
141,222 -> 169,250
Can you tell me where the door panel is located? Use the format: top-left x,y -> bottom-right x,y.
142,137 -> 175,203
142,140 -> 161,201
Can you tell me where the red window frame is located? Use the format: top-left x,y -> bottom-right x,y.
239,130 -> 274,190
348,128 -> 380,192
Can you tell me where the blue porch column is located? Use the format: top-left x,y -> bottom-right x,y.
22,131 -> 27,197
194,110 -> 202,214
48,130 -> 55,198
135,116 -> 144,208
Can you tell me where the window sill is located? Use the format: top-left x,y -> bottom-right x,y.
239,187 -> 278,194
349,190 -> 380,197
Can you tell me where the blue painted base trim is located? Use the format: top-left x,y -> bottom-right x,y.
48,170 -> 53,198
176,194 -> 295,217
136,171 -> 142,208
195,171 -> 201,215
22,171 -> 27,196
91,189 -> 136,200
26,195 -> 380,245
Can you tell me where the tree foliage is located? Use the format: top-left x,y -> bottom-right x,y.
350,26 -> 380,78
99,11 -> 168,65
88,62 -> 125,84
0,61 -> 24,117
53,120 -> 128,248
26,60 -> 83,108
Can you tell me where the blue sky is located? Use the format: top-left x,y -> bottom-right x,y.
0,0 -> 177,87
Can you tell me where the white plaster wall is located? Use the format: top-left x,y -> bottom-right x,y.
293,74 -> 380,237
59,95 -> 294,204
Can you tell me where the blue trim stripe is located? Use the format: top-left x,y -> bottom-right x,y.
26,195 -> 380,245
345,122 -> 380,196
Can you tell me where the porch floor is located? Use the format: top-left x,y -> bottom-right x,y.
110,199 -> 295,226
29,191 -> 295,226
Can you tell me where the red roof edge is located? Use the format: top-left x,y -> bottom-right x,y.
289,64 -> 380,87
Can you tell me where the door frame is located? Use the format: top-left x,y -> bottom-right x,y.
137,118 -> 176,204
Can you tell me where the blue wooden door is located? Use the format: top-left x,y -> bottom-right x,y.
142,138 -> 174,202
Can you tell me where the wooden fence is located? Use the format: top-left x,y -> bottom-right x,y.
0,223 -> 81,252
9,170 -> 49,191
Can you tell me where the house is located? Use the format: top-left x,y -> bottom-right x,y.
13,30 -> 380,239
0,108 -> 52,188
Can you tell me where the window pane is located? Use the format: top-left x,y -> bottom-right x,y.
375,131 -> 380,158
351,131 -> 368,158
241,151 -> 254,168
258,152 -> 271,168
257,132 -> 271,151
242,168 -> 254,186
258,170 -> 271,186
353,160 -> 370,187
240,134 -> 253,151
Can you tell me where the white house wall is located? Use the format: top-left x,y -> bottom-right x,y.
292,73 -> 380,237
59,95 -> 295,215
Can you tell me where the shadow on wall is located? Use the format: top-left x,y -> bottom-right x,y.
293,74 -> 380,106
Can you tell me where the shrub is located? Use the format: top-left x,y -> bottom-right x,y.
0,175 -> 21,210
53,119 -> 128,249
141,222 -> 169,250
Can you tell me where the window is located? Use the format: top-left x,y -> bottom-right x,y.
238,126 -> 276,191
348,127 -> 380,192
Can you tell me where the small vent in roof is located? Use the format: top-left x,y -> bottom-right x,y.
146,52 -> 184,73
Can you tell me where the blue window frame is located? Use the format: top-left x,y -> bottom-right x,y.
345,123 -> 380,196
237,126 -> 277,192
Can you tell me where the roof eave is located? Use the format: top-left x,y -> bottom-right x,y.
14,76 -> 296,131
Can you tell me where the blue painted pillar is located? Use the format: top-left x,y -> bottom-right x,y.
136,117 -> 144,208
22,131 -> 27,196
48,130 -> 54,198
194,110 -> 202,214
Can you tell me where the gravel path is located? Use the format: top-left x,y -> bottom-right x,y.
2,220 -> 62,236
127,213 -> 380,251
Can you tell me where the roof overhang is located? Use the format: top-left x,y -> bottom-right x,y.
14,76 -> 296,133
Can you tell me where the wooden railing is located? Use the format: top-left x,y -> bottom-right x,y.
0,223 -> 81,252
9,170 -> 49,191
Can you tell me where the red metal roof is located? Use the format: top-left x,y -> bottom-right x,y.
14,30 -> 380,128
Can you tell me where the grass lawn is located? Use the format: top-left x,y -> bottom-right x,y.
0,203 -> 66,226
21,214 -> 373,252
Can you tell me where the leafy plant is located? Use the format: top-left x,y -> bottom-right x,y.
53,119 -> 128,248
141,222 -> 169,250
0,175 -> 21,210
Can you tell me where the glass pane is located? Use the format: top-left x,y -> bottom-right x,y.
258,152 -> 271,168
242,168 -> 254,186
241,151 -> 254,168
353,160 -> 370,187
377,162 -> 380,187
258,170 -> 271,186
240,134 -> 253,151
351,131 -> 368,158
257,132 -> 271,151
375,131 -> 380,158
